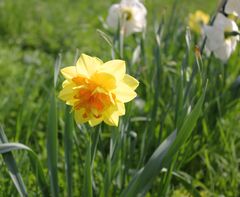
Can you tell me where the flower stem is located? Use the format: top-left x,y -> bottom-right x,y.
120,27 -> 125,59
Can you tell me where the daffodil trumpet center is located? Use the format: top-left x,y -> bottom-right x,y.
121,8 -> 133,21
72,76 -> 116,119
227,13 -> 238,21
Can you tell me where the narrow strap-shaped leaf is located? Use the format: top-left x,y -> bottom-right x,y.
54,54 -> 61,88
83,141 -> 92,197
0,126 -> 28,197
120,130 -> 177,197
171,170 -> 201,197
0,127 -> 50,196
158,169 -> 201,197
162,93 -> 205,167
120,92 -> 205,197
47,93 -> 59,197
64,106 -> 74,197
91,125 -> 101,165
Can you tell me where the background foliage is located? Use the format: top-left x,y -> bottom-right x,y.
1,0 -> 240,196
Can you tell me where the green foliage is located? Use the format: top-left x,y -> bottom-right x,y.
0,126 -> 49,196
0,0 -> 240,197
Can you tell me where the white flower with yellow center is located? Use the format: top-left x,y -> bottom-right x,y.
203,13 -> 239,61
225,0 -> 240,17
106,0 -> 147,36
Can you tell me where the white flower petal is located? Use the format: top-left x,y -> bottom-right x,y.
225,0 -> 240,17
214,42 -> 232,62
204,25 -> 224,51
203,13 -> 239,61
106,4 -> 121,30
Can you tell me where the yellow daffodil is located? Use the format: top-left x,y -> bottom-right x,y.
188,10 -> 210,34
59,54 -> 139,127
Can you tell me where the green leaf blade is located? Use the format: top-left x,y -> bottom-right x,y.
47,94 -> 59,197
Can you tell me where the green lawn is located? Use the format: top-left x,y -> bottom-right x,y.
0,0 -> 239,196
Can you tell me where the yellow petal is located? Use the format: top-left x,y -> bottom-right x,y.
123,74 -> 139,90
59,89 -> 74,102
196,11 -> 209,24
62,80 -> 71,87
58,80 -> 75,101
102,105 -> 119,126
89,117 -> 103,127
74,109 -> 89,124
114,82 -> 137,103
61,66 -> 78,80
91,72 -> 116,90
117,102 -> 125,116
100,60 -> 126,80
76,54 -> 103,76
103,112 -> 119,126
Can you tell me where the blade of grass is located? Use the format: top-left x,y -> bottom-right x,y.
171,170 -> 201,197
96,29 -> 113,48
120,130 -> 177,197
47,93 -> 59,197
160,92 -> 206,196
54,54 -> 61,88
0,141 -> 50,196
120,91 -> 205,197
91,125 -> 101,165
83,140 -> 92,197
63,106 -> 74,197
139,22 -> 163,166
0,126 -> 27,197
162,92 -> 205,167
159,169 -> 201,197
47,54 -> 61,197
102,156 -> 111,197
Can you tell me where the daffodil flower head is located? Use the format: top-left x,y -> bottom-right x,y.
188,10 -> 210,34
224,0 -> 240,17
203,13 -> 239,62
59,54 -> 139,127
106,0 -> 147,36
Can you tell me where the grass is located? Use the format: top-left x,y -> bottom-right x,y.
0,0 -> 240,196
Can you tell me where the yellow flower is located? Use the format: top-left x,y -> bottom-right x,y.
59,54 -> 139,127
188,10 -> 210,34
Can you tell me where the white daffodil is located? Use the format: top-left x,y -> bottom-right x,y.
106,0 -> 147,36
203,13 -> 239,61
225,0 -> 240,17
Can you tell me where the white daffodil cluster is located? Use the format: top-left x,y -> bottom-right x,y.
106,0 -> 147,36
203,0 -> 240,62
